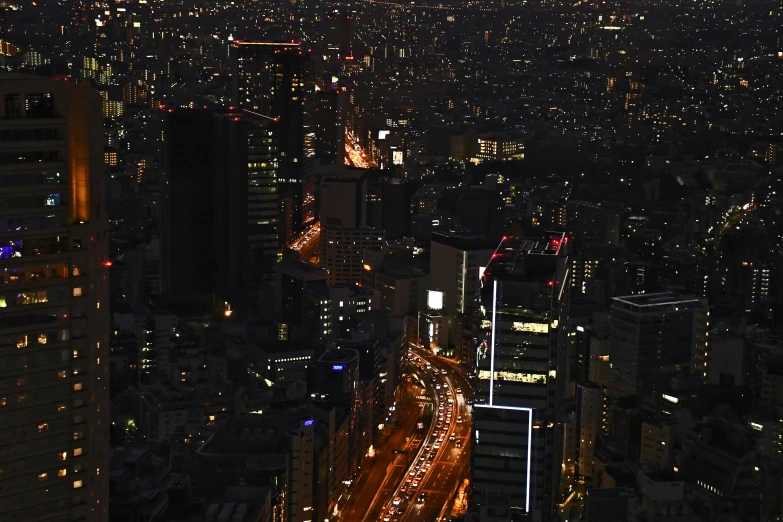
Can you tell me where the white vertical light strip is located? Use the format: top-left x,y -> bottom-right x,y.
489,279 -> 498,406
526,409 -> 533,513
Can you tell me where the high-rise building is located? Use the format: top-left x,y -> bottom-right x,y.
365,176 -> 412,241
577,382 -> 606,478
274,250 -> 328,340
162,108 -> 279,319
321,228 -> 384,287
320,174 -> 366,230
566,200 -> 622,245
607,293 -> 710,403
0,74 -> 110,522
430,233 -> 497,318
314,89 -> 346,165
235,41 -> 315,239
472,233 -> 571,521
319,173 -> 384,286
326,10 -> 352,62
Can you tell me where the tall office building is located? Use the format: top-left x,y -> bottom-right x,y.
607,293 -> 710,403
326,10 -> 352,62
319,173 -> 385,286
577,382 -> 606,478
162,108 -> 279,319
472,233 -> 571,521
0,74 -> 110,522
235,41 -> 315,240
314,89 -> 346,165
430,233 -> 497,318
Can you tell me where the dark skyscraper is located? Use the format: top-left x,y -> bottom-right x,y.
326,10 -> 352,62
162,108 -> 278,319
235,41 -> 315,242
472,233 -> 571,521
0,74 -> 110,522
314,88 -> 346,166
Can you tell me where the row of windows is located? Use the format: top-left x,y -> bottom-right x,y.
0,264 -> 81,286
4,93 -> 56,119
0,369 -> 72,398
0,431 -> 72,460
0,286 -> 71,309
0,214 -> 68,233
0,171 -> 63,188
0,151 -> 60,165
0,236 -> 70,259
0,192 -> 64,210
0,128 -> 59,142
2,327 -> 70,352
0,414 -> 71,443
0,349 -> 69,372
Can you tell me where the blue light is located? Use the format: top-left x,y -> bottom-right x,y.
332,364 -> 344,371
304,420 -> 314,426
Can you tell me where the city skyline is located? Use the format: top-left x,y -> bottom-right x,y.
1,0 -> 782,521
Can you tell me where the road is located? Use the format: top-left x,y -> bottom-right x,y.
372,347 -> 473,522
346,131 -> 375,168
399,349 -> 473,522
337,381 -> 429,522
287,220 -> 320,264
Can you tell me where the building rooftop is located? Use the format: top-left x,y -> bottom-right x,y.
482,232 -> 568,283
318,347 -> 360,365
612,292 -> 706,312
198,407 -> 327,458
586,487 -> 636,499
431,232 -> 500,252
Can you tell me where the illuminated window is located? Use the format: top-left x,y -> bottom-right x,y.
16,335 -> 28,348
73,448 -> 83,457
38,473 -> 48,481
59,370 -> 68,379
18,290 -> 48,304
38,423 -> 48,432
38,333 -> 47,344
73,288 -> 82,297
73,480 -> 83,489
73,383 -> 82,391
59,452 -> 67,461
58,469 -> 67,477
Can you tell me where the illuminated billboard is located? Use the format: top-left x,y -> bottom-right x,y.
392,150 -> 403,165
378,130 -> 390,140
427,290 -> 444,311
512,322 -> 549,334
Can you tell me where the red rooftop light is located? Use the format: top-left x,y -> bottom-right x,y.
548,281 -> 554,286
103,260 -> 113,267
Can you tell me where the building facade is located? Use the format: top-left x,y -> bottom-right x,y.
472,233 -> 571,521
607,293 -> 710,403
235,41 -> 315,236
0,74 -> 110,522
